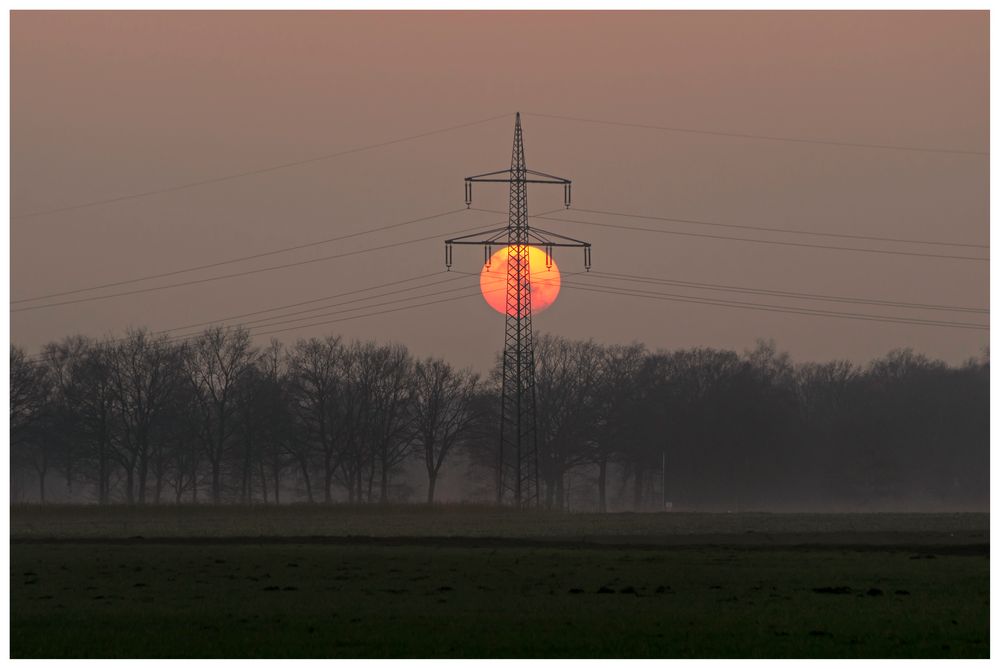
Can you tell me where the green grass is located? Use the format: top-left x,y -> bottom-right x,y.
12,540 -> 988,658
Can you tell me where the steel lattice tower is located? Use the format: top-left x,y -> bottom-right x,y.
445,112 -> 591,509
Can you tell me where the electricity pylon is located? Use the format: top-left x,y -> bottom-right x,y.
445,112 -> 591,509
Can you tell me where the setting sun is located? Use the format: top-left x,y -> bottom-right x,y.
479,245 -> 561,316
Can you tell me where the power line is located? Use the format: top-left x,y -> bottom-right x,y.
22,196 -> 981,309
13,112 -> 513,220
155,270 -> 455,335
12,209 -> 469,304
161,269 -> 571,346
24,271 -> 478,362
200,276 -> 484,334
590,270 -> 988,314
13,208 -> 570,314
245,271 -> 580,341
570,206 -> 987,250
23,261 -> 571,361
560,277 -> 987,331
156,281 -> 489,348
524,111 -> 988,157
141,208 -> 567,333
248,288 -> 486,340
173,270 -> 567,344
148,261 -> 987,352
175,274 -> 479,334
531,212 -> 990,262
11,221 -> 497,313
448,268 -> 987,330
24,257 -> 985,365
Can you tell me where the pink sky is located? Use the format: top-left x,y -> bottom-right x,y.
11,11 -> 988,369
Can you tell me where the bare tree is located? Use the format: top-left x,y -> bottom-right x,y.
254,340 -> 292,504
354,342 -> 414,503
411,357 -> 480,503
11,346 -> 53,502
287,336 -> 343,503
534,335 -> 603,509
591,343 -> 646,512
107,329 -> 186,504
40,337 -> 118,502
184,327 -> 255,504
164,382 -> 200,504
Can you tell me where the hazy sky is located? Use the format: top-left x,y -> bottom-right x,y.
11,11 -> 988,372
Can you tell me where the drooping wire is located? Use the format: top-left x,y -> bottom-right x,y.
156,271 -> 460,335
533,212 -> 989,262
13,112 -> 513,220
568,207 -> 987,250
12,208 -> 470,304
589,270 -> 987,314
11,219 -> 501,313
179,275 -> 481,334
244,271 -> 577,341
560,277 -> 987,331
23,270 -> 477,361
524,111 -> 988,157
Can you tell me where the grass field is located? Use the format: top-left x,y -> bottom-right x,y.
10,506 -> 989,658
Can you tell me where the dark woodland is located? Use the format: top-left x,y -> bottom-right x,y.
10,329 -> 989,511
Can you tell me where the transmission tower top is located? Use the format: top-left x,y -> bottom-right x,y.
445,112 -> 592,272
463,113 -> 573,209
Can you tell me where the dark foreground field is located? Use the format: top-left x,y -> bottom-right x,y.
11,506 -> 989,658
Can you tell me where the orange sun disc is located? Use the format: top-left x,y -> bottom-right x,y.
479,245 -> 561,316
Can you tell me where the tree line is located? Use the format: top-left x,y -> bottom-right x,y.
10,328 -> 988,511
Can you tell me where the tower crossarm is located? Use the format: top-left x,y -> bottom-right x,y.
445,226 -> 591,270
445,226 -> 510,244
527,226 -> 591,248
465,166 -> 572,209
465,168 -> 570,185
